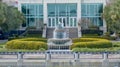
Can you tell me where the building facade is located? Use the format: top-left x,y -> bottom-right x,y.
2,0 -> 18,7
18,0 -> 107,38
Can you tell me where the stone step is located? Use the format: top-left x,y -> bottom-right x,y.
46,28 -> 78,38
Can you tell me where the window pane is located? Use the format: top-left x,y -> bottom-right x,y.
21,4 -> 43,27
74,18 -> 77,26
81,3 -> 103,26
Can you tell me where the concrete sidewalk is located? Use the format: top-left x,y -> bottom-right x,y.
0,40 -> 8,44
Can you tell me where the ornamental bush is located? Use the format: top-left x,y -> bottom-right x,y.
19,38 -> 47,42
5,38 -> 47,50
71,38 -> 112,49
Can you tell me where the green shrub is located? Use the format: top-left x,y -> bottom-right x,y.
113,42 -> 120,47
71,38 -> 112,49
26,26 -> 36,30
102,36 -> 117,40
5,38 -> 47,50
0,45 -> 3,48
19,38 -> 47,42
72,47 -> 120,52
8,37 -> 23,41
25,34 -> 42,38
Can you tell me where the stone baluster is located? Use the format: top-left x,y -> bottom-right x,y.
17,52 -> 24,67
46,51 -> 51,61
102,52 -> 109,67
17,52 -> 24,60
74,52 -> 79,62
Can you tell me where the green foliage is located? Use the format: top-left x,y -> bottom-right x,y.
102,36 -> 117,40
19,38 -> 47,42
103,0 -> 120,33
25,34 -> 42,38
113,42 -> 120,47
82,29 -> 103,36
0,45 -> 3,48
5,38 -> 47,50
101,32 -> 117,40
82,34 -> 102,38
82,33 -> 117,40
0,2 -> 25,32
71,38 -> 112,49
26,26 -> 36,30
72,47 -> 120,52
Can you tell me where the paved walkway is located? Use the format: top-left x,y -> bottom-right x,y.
0,40 -> 8,44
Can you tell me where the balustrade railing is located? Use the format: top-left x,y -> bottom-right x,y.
0,51 -> 120,61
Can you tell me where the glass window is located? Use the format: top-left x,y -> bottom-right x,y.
56,18 -> 58,26
70,18 -> 73,26
69,4 -> 77,17
21,4 -> 27,15
47,4 -> 55,17
74,18 -> 77,26
47,3 -> 77,17
67,17 -> 69,27
21,4 -> 43,27
59,4 -> 66,17
52,18 -> 55,27
48,18 -> 51,27
81,3 -> 103,26
63,18 -> 66,26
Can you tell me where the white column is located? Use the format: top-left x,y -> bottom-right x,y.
43,1 -> 48,24
103,52 -> 108,60
42,1 -> 47,38
17,53 -> 24,60
42,24 -> 47,38
103,19 -> 107,34
46,52 -> 51,61
77,0 -> 82,37
102,52 -> 109,67
103,0 -> 107,34
74,52 -> 79,62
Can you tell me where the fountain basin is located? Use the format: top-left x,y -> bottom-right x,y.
47,22 -> 72,50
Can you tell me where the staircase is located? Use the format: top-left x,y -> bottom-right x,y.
46,28 -> 55,38
46,28 -> 78,38
68,28 -> 78,38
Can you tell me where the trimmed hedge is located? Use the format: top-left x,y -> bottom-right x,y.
82,29 -> 103,35
71,38 -> 112,49
72,47 -> 120,52
19,38 -> 47,42
5,38 -> 47,50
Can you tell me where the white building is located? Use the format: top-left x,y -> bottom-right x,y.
2,0 -> 18,7
18,0 -> 108,38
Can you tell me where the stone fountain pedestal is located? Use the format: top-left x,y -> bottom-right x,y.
47,22 -> 72,50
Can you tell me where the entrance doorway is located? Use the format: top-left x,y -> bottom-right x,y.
58,17 -> 67,27
48,17 -> 77,28
48,17 -> 56,27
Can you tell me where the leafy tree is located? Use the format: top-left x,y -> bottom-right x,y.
103,0 -> 120,34
0,2 -> 25,32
